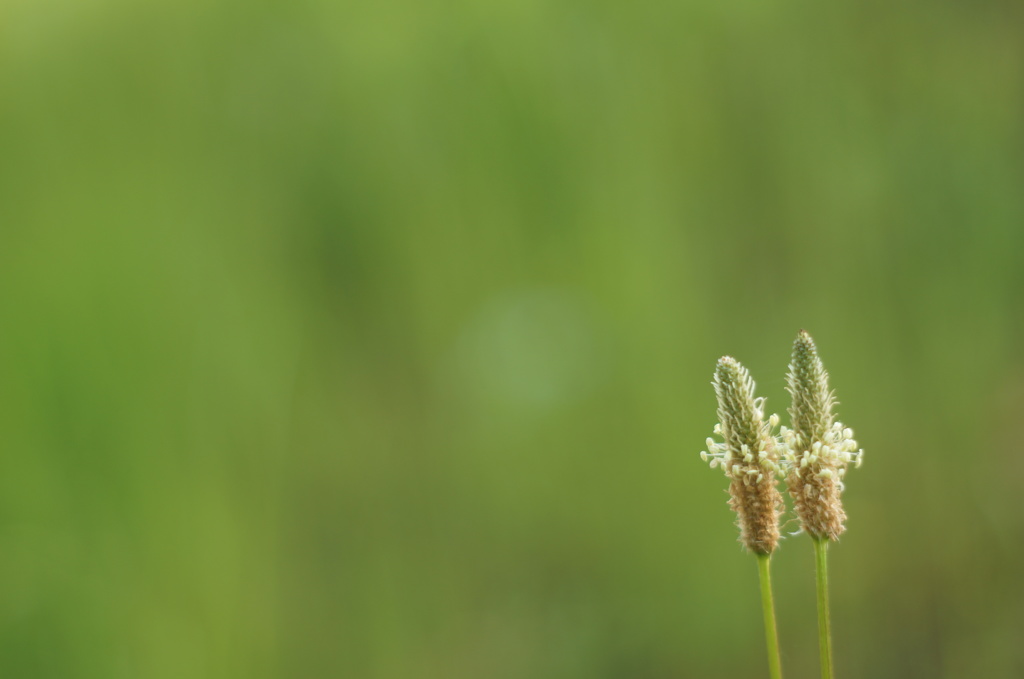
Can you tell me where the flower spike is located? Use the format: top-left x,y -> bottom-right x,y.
701,356 -> 784,554
782,331 -> 863,541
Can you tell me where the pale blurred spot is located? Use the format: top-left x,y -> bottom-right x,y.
454,289 -> 605,413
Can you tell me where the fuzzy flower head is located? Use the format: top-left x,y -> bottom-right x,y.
781,330 -> 863,541
700,356 -> 783,554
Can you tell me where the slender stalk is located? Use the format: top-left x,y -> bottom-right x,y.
813,538 -> 834,679
756,553 -> 783,679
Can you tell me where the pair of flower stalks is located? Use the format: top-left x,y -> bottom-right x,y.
699,330 -> 863,679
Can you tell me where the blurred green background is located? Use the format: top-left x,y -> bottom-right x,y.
2,0 -> 1023,677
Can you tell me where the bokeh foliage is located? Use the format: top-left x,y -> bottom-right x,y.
1,0 -> 1023,676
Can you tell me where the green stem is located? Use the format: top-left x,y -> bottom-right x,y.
813,538 -> 834,679
756,553 -> 783,679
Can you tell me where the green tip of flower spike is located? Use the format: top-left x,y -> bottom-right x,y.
713,357 -> 760,453
787,331 -> 834,449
